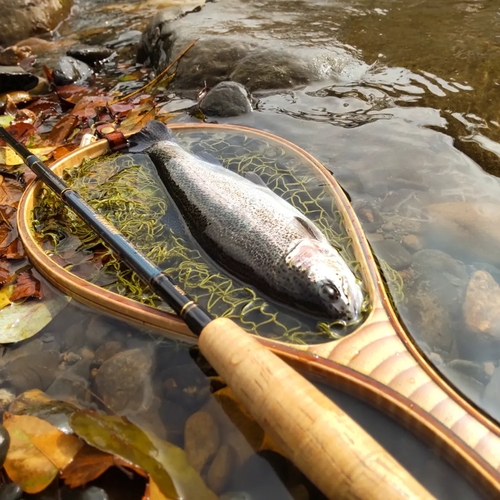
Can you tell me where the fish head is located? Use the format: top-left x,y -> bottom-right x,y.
285,238 -> 364,322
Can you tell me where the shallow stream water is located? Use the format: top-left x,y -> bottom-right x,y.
6,0 -> 500,498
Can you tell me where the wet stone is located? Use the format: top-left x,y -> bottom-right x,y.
219,493 -> 254,500
67,45 -> 114,67
94,341 -> 124,366
197,81 -> 252,117
84,316 -> 114,348
402,234 -> 423,253
0,0 -> 72,46
53,56 -> 93,86
184,410 -> 220,472
0,389 -> 16,414
95,348 -> 154,413
463,270 -> 500,343
370,239 -> 412,270
207,444 -> 235,494
0,66 -> 38,93
0,423 -> 9,468
0,483 -> 22,500
60,485 -> 109,500
1,351 -> 60,393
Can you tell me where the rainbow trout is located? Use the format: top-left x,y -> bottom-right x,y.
128,121 -> 364,321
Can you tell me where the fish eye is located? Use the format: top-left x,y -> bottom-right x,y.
321,282 -> 340,301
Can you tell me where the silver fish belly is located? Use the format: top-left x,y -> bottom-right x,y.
136,127 -> 364,321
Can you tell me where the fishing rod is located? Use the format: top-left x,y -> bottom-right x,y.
0,125 -> 434,500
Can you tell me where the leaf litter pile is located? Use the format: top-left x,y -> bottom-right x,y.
0,40 -> 194,343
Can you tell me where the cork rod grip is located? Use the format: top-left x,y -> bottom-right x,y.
199,318 -> 434,500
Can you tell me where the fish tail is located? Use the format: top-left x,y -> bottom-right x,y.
127,120 -> 174,152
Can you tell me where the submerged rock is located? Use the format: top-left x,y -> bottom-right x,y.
0,66 -> 38,93
0,0 -> 73,46
463,270 -> 500,343
137,0 -> 367,91
0,483 -> 22,500
196,81 -> 252,117
95,348 -> 154,413
53,56 -> 93,86
405,249 -> 469,353
370,239 -> 412,271
184,410 -> 220,472
424,202 -> 500,266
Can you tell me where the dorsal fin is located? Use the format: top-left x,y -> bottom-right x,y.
127,120 -> 173,153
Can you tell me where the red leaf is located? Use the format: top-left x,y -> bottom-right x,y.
10,269 -> 42,301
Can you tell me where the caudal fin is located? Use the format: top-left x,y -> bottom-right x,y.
127,120 -> 174,152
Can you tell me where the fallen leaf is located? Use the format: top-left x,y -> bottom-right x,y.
0,260 -> 11,285
61,446 -> 115,488
10,270 -> 42,301
46,114 -> 79,145
70,411 -> 217,500
149,479 -> 170,500
71,96 -> 110,120
3,238 -> 25,260
0,116 -> 14,127
9,389 -> 80,433
5,94 -> 18,116
0,288 -> 70,343
0,284 -> 13,309
3,413 -> 83,493
0,179 -> 23,206
119,98 -> 156,133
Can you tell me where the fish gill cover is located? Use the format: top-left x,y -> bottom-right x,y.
32,128 -> 373,344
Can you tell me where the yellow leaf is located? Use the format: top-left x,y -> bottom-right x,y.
0,146 -> 55,166
0,285 -> 13,310
3,413 -> 83,493
149,478 -> 170,500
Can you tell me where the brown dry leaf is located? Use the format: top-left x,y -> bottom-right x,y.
10,269 -> 42,301
5,94 -> 18,116
3,413 -> 83,493
0,179 -> 23,206
71,96 -> 110,119
119,98 -> 156,133
46,114 -> 79,145
4,238 -> 25,260
61,445 -> 115,488
0,260 -> 11,285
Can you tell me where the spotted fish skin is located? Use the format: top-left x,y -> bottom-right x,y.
128,120 -> 364,321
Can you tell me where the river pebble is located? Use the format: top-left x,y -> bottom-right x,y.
95,348 -> 154,413
53,56 -> 93,86
462,270 -> 500,343
184,410 -> 220,472
0,483 -> 22,500
207,444 -> 235,493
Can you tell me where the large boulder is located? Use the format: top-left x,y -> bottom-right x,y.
0,0 -> 73,46
137,0 -> 367,92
